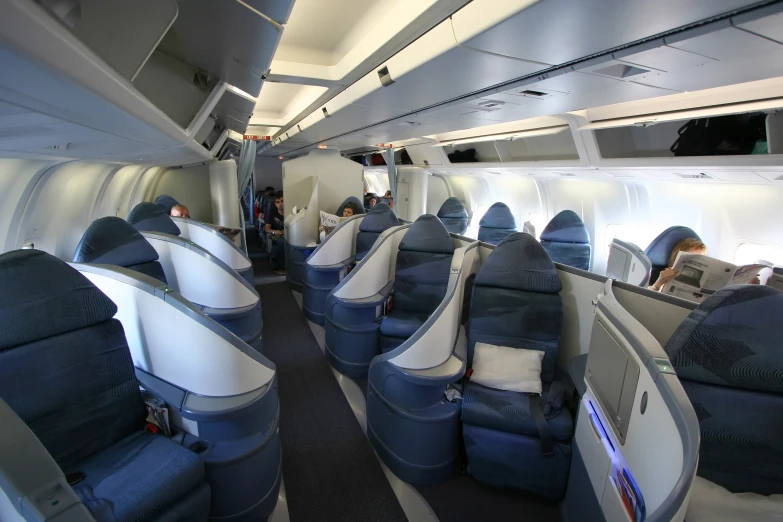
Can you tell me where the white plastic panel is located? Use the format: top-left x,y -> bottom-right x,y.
78,270 -> 274,397
174,219 -> 252,271
283,149 -> 363,218
668,26 -> 782,62
92,164 -> 152,220
334,226 -> 409,299
0,158 -> 56,252
390,243 -> 479,370
451,0 -> 761,64
15,161 -> 117,260
307,216 -> 364,266
129,166 -> 168,210
209,161 -> 241,228
737,9 -> 783,42
284,176 -> 319,247
144,235 -> 259,309
152,164 -> 214,223
556,268 -> 605,371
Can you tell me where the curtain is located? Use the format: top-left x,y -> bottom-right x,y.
237,139 -> 257,198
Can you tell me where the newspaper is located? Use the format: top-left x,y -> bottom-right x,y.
320,210 -> 347,236
205,223 -> 242,240
662,252 -> 769,302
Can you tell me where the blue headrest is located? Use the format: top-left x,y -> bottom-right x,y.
479,202 -> 516,230
645,226 -> 702,267
476,233 -> 562,293
664,285 -> 783,395
336,196 -> 366,216
437,197 -> 468,219
0,250 -> 117,350
540,210 -> 589,243
127,203 -> 181,236
73,217 -> 159,266
359,203 -> 399,233
399,214 -> 455,254
154,195 -> 179,215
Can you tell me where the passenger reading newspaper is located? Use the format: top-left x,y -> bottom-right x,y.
318,203 -> 357,242
662,252 -> 769,302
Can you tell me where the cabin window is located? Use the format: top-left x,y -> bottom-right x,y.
467,205 -> 487,239
734,241 -> 783,266
526,212 -> 546,240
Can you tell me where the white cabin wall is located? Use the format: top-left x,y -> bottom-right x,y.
152,165 -> 213,222
426,173 -> 450,214
0,158 -> 58,252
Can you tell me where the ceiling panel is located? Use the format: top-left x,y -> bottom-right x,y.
667,26 -> 782,61
735,10 -> 783,44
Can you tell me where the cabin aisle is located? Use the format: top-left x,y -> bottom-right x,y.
248,232 -> 407,522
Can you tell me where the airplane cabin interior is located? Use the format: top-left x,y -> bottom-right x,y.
1,1 -> 782,522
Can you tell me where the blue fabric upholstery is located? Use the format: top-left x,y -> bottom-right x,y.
154,195 -> 179,215
127,202 -> 181,236
75,431 -> 210,522
0,249 -> 118,351
379,310 -> 429,339
0,250 -> 210,520
73,217 -> 167,284
645,226 -> 702,283
478,203 -> 517,245
356,203 -> 399,261
380,215 -> 454,349
539,210 -> 591,270
462,382 -> 573,442
462,233 -> 570,500
664,285 -> 783,494
437,197 -> 469,235
336,196 -> 366,216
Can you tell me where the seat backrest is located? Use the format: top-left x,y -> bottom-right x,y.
664,285 -> 783,494
478,202 -> 517,245
394,214 -> 455,315
437,197 -> 469,235
336,196 -> 366,216
73,216 -> 167,284
467,233 -> 563,381
127,202 -> 181,236
0,250 -> 145,470
154,194 -> 179,215
356,203 -> 399,261
540,210 -> 591,271
645,226 -> 702,283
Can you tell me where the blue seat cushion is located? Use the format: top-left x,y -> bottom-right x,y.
540,241 -> 591,271
127,261 -> 167,285
355,231 -> 380,261
74,431 -> 207,522
682,379 -> 783,495
462,382 -> 573,442
380,310 -> 429,339
127,203 -> 181,236
478,227 -> 516,245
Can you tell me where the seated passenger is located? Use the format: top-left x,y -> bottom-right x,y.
170,204 -> 190,218
383,190 -> 394,209
368,195 -> 378,209
265,191 -> 286,275
319,202 -> 358,242
648,237 -> 707,292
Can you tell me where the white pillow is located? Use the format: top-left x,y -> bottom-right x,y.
471,342 -> 544,394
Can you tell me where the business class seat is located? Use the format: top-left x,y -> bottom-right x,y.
437,197 -> 469,235
77,213 -> 264,353
336,195 -> 366,216
356,203 -> 400,261
540,210 -> 591,271
664,285 -> 783,496
462,233 -> 572,501
379,215 -> 455,352
73,216 -> 168,283
127,201 -> 183,236
155,194 -> 180,215
478,202 -> 517,245
645,226 -> 702,284
0,250 -> 210,521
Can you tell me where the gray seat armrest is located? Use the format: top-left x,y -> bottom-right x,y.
0,399 -> 95,521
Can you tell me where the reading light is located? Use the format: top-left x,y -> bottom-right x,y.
432,125 -> 569,147
278,156 -> 283,160
317,144 -> 328,149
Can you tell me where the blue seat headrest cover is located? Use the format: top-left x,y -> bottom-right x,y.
479,202 -> 516,230
437,197 -> 469,219
664,285 -> 783,395
475,233 -> 562,293
359,203 -> 399,232
399,215 -> 455,254
154,195 -> 179,215
645,226 -> 702,267
336,196 -> 366,216
540,210 -> 589,243
73,217 -> 159,266
0,250 -> 117,350
127,203 -> 181,236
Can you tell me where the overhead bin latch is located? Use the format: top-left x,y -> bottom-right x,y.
377,66 -> 395,87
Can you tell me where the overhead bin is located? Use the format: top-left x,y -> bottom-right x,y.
213,85 -> 258,134
156,0 -> 283,98
242,0 -> 296,25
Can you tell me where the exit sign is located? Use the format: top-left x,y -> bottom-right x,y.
244,135 -> 271,141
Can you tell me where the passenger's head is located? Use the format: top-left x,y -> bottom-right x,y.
265,186 -> 275,196
170,204 -> 190,218
668,237 -> 707,267
369,196 -> 377,207
384,190 -> 392,197
343,202 -> 357,217
274,191 -> 284,211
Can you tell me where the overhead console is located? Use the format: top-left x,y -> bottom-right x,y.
0,0 -> 291,163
